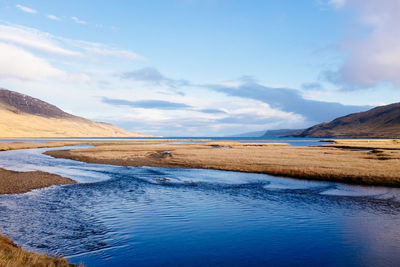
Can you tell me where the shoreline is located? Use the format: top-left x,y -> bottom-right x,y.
0,142 -> 83,266
0,168 -> 76,194
0,141 -> 86,151
0,233 -> 79,266
0,139 -> 399,266
0,142 -> 82,194
45,140 -> 400,187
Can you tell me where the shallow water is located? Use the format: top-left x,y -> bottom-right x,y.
0,146 -> 400,266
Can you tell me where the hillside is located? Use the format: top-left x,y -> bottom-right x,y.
261,129 -> 300,137
0,88 -> 148,137
288,102 -> 400,138
228,130 -> 266,137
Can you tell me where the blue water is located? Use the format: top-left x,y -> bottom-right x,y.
0,137 -> 329,147
0,146 -> 400,266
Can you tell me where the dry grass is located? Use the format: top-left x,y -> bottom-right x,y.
46,141 -> 400,187
0,233 -> 80,267
0,142 -> 87,151
323,139 -> 400,150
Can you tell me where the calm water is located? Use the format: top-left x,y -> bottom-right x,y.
0,137 -> 329,147
0,146 -> 400,266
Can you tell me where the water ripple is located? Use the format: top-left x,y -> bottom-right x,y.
0,146 -> 399,266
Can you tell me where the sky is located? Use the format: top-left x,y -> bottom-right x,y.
1,0 -> 400,136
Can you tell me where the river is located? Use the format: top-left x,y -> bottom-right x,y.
0,145 -> 399,266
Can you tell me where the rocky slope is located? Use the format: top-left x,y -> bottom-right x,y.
0,88 -> 148,137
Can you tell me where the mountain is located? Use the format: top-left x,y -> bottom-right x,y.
0,88 -> 149,137
230,129 -> 302,138
229,130 -> 267,137
288,102 -> 400,138
261,129 -> 301,137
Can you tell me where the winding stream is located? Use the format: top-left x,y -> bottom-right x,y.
0,146 -> 400,266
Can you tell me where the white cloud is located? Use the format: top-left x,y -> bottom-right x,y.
47,14 -> 61,21
65,39 -> 145,60
217,81 -> 240,88
0,24 -> 143,61
0,42 -> 64,80
328,0 -> 400,88
16,4 -> 37,14
90,47 -> 144,60
0,24 -> 80,56
71,16 -> 87,25
68,73 -> 92,84
228,101 -> 299,120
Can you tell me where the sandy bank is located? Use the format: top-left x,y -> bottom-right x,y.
0,141 -> 85,151
45,141 -> 400,187
0,142 -> 82,194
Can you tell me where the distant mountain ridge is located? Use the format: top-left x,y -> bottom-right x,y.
0,88 -> 148,137
228,130 -> 267,137
229,129 -> 301,138
288,102 -> 400,138
261,129 -> 300,137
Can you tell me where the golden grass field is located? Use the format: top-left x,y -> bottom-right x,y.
323,139 -> 400,149
46,140 -> 400,187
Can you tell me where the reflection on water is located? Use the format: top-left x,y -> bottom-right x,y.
0,146 -> 399,266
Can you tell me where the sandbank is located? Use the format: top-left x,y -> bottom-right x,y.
45,140 -> 400,187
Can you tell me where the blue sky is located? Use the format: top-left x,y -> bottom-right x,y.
1,0 -> 400,136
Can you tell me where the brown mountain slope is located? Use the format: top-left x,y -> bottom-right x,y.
0,88 -> 149,137
288,102 -> 400,138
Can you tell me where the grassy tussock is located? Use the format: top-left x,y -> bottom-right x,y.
46,141 -> 400,187
0,233 -> 80,267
